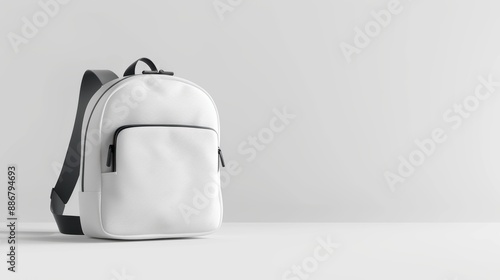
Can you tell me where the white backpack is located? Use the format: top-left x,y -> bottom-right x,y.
50,58 -> 224,239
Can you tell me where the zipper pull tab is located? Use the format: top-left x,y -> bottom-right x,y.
218,148 -> 225,168
106,145 -> 114,167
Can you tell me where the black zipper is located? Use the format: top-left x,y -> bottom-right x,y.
218,148 -> 225,168
107,124 -> 220,172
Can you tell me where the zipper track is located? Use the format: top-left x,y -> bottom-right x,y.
109,124 -> 218,172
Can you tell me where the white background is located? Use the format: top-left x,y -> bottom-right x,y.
2,0 -> 500,223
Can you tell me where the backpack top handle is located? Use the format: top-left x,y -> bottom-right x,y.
123,57 -> 173,76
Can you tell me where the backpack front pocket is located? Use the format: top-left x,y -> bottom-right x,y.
101,125 -> 222,236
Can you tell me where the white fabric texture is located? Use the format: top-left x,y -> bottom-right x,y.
102,126 -> 221,235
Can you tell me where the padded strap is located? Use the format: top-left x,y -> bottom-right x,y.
50,69 -> 118,235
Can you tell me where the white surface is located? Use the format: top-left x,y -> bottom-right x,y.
1,223 -> 499,279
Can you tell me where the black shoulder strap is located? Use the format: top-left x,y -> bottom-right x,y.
50,70 -> 118,235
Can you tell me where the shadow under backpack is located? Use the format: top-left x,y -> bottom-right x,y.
50,58 -> 225,240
